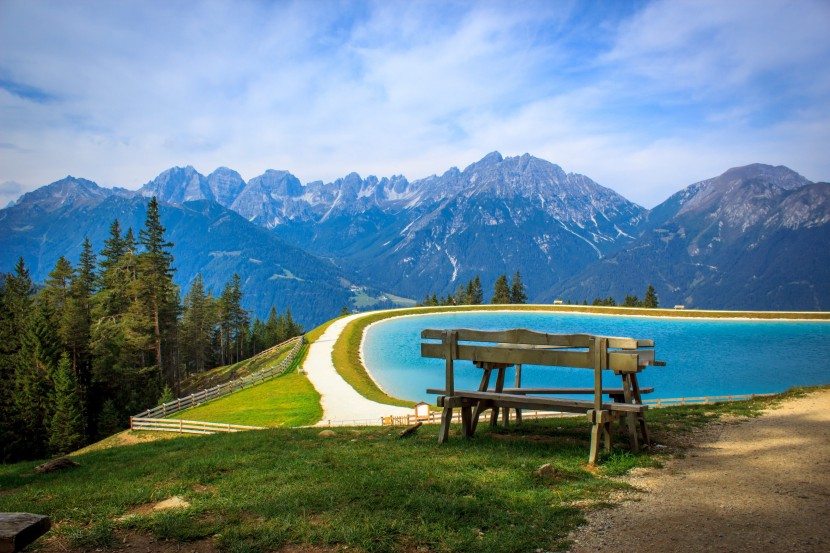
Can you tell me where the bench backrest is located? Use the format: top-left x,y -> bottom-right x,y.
421,328 -> 658,402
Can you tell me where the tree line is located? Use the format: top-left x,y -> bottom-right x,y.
0,197 -> 301,462
418,272 -> 528,306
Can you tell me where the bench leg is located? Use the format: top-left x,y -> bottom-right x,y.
502,407 -> 510,427
438,407 -> 453,443
589,422 -> 602,465
461,405 -> 474,438
515,408 -> 522,426
490,404 -> 500,428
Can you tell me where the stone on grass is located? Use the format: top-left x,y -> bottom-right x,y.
318,430 -> 336,438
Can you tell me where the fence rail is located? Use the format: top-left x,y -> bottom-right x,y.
133,335 -> 305,420
643,393 -> 773,407
130,417 -> 265,434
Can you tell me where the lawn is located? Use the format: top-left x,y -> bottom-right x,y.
0,390 -> 806,553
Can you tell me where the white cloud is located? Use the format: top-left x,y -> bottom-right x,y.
0,0 -> 828,209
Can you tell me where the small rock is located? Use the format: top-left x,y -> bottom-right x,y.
153,496 -> 190,511
318,430 -> 336,438
34,457 -> 80,473
534,463 -> 560,479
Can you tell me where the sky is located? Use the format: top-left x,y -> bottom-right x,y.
1,0 -> 829,209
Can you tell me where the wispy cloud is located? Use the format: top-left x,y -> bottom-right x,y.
0,0 -> 828,208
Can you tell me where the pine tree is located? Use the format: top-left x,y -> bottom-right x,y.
181,274 -> 216,374
96,399 -> 122,439
643,285 -> 659,308
510,271 -> 527,304
137,197 -> 177,380
49,353 -> 86,455
468,276 -> 484,305
1,260 -> 37,461
42,256 -> 74,317
15,304 -> 61,459
491,274 -> 510,304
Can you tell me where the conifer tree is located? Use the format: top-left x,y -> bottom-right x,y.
49,353 -> 86,455
0,260 -> 35,461
491,274 -> 510,304
15,304 -> 61,459
137,197 -> 177,380
643,285 -> 659,308
467,276 -> 484,305
42,256 -> 74,317
510,271 -> 527,304
96,399 -> 122,439
181,274 -> 216,374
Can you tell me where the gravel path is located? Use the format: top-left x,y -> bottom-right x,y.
567,388 -> 830,552
303,313 -> 413,425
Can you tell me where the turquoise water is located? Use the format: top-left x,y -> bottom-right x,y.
362,311 -> 830,403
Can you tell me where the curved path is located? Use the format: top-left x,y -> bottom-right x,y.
302,312 -> 413,425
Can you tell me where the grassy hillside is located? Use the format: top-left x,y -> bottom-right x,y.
0,390 -> 806,553
180,340 -> 299,395
172,344 -> 321,427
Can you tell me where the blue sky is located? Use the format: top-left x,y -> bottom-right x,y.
1,0 -> 828,208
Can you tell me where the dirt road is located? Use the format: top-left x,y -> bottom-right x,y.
568,388 -> 830,553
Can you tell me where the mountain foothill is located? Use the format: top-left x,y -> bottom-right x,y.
2,152 -> 828,328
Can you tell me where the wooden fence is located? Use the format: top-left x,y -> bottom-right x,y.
132,335 -> 304,420
130,417 -> 264,434
643,393 -> 773,407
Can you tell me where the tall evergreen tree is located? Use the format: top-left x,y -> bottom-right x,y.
14,304 -> 61,459
136,197 -> 177,382
467,276 -> 484,305
41,256 -> 74,317
49,353 -> 86,455
643,285 -> 659,308
181,274 -> 216,374
510,271 -> 528,304
491,274 -> 511,304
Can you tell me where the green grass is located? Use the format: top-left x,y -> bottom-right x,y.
173,345 -> 322,427
2,389 -> 813,553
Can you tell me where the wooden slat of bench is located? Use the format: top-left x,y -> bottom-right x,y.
427,387 -> 654,396
421,343 -> 655,373
429,389 -> 648,413
421,328 -> 654,349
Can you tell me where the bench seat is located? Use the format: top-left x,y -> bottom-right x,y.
427,389 -> 649,414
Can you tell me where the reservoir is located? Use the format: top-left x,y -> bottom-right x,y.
362,311 -> 830,403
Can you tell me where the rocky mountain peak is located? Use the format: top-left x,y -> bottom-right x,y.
140,166 -> 212,205
13,176 -> 111,212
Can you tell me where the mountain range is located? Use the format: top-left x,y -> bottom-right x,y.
2,153 -> 828,326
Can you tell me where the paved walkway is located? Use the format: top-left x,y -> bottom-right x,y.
302,313 -> 414,425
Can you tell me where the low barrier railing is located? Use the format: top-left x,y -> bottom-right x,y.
130,417 -> 265,434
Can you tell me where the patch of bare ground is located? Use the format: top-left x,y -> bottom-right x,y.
566,389 -> 830,552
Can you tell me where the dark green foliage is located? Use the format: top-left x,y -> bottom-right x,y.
491,274 -> 511,304
644,284 -> 659,308
510,271 -> 527,304
49,353 -> 86,455
96,399 -> 123,439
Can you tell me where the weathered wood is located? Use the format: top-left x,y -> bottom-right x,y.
0,513 -> 51,553
423,327 -> 662,464
430,390 -> 648,414
398,422 -> 422,438
421,328 -> 653,349
499,387 -> 654,396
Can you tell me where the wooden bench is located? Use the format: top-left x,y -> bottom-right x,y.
0,513 -> 51,553
421,328 -> 664,464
